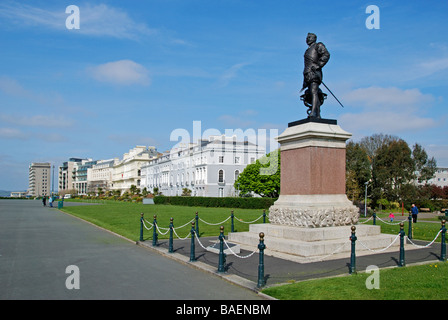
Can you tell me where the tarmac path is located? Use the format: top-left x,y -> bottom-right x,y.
0,199 -> 263,300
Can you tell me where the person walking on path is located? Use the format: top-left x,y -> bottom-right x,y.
49,196 -> 53,208
42,196 -> 46,207
411,204 -> 418,223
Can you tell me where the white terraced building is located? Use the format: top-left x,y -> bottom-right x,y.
140,135 -> 265,197
110,146 -> 158,194
427,167 -> 448,188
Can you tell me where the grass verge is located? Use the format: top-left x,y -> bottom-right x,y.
262,262 -> 448,300
60,200 -> 267,242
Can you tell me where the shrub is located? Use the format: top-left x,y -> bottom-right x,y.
153,196 -> 276,209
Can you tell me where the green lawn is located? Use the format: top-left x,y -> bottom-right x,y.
359,213 -> 444,242
262,262 -> 448,300
60,200 -> 268,242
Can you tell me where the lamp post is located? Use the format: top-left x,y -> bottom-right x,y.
364,181 -> 369,217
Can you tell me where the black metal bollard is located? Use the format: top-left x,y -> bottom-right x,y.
231,210 -> 234,233
408,212 -> 413,240
440,220 -> 446,262
373,212 -> 376,225
169,217 -> 174,253
195,212 -> 199,237
218,226 -> 226,273
257,232 -> 266,288
349,226 -> 357,274
139,213 -> 144,241
189,222 -> 196,262
152,215 -> 158,247
399,222 -> 405,267
263,210 -> 266,223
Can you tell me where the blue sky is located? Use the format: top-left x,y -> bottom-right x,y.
1,0 -> 447,191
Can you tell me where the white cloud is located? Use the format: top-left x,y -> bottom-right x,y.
88,60 -> 151,86
0,2 -> 63,29
340,111 -> 437,134
426,144 -> 448,167
78,4 -> 156,40
0,76 -> 32,97
0,128 -> 27,140
339,86 -> 439,136
0,3 -> 155,41
0,114 -> 74,128
342,86 -> 434,111
218,63 -> 250,87
0,76 -> 78,112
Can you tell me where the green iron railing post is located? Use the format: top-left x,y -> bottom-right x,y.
169,217 -> 174,253
218,226 -> 226,273
257,232 -> 266,288
408,212 -> 413,240
231,210 -> 234,233
349,226 -> 357,274
139,213 -> 144,241
189,222 -> 196,262
440,220 -> 446,262
152,215 -> 158,247
195,212 -> 199,237
263,209 -> 266,223
373,212 -> 376,225
399,222 -> 406,267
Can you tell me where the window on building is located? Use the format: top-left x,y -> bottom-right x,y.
234,157 -> 240,164
218,169 -> 224,183
234,170 -> 240,181
219,156 -> 224,163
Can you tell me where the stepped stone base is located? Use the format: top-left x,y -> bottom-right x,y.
228,223 -> 401,262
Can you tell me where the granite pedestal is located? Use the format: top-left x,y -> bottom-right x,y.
228,119 -> 401,261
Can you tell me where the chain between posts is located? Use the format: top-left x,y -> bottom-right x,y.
138,214 -> 448,284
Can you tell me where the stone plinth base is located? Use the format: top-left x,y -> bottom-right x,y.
269,194 -> 359,228
228,224 -> 400,262
271,119 -> 359,228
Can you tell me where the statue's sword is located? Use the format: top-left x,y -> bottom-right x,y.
321,81 -> 345,108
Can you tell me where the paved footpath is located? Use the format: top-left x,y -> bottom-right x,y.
0,200 -> 263,300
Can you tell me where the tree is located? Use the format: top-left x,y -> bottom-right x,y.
182,188 -> 192,196
430,185 -> 445,200
359,133 -> 399,163
444,186 -> 448,199
346,141 -> 372,201
372,139 -> 415,202
412,143 -> 437,183
234,150 -> 280,198
129,185 -> 139,195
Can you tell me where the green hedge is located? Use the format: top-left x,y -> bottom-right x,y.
153,196 -> 276,209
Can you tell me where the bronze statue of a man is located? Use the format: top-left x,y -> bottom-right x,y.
301,33 -> 330,119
